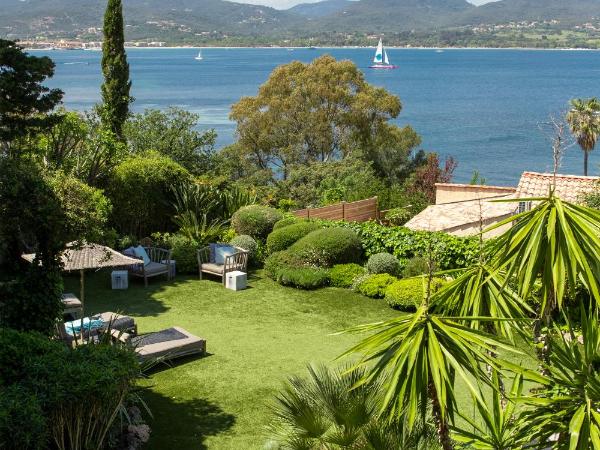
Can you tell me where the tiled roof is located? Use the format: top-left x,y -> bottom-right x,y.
22,242 -> 142,271
516,172 -> 599,204
404,196 -> 517,233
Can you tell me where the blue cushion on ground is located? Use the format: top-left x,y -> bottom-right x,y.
64,317 -> 104,336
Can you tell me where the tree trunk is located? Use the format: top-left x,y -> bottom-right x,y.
584,150 -> 589,177
429,383 -> 454,450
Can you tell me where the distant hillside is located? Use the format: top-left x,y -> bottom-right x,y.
311,0 -> 475,31
4,0 -> 600,44
456,0 -> 600,25
0,0 -> 298,40
289,0 -> 353,18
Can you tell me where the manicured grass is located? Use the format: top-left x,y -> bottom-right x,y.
64,270 -> 399,449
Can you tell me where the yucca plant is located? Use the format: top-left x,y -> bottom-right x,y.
268,364 -> 437,450
338,305 -> 520,450
519,308 -> 600,449
451,371 -> 529,450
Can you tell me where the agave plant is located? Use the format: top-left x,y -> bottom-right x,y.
172,210 -> 226,245
338,305 -> 520,450
451,371 -> 529,450
519,308 -> 600,449
268,364 -> 437,450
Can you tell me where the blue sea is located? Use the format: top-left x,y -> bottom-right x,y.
32,47 -> 600,184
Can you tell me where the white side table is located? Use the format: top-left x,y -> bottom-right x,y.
226,271 -> 247,291
111,270 -> 129,289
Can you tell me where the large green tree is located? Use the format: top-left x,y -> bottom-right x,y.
566,98 -> 600,176
229,55 -> 420,182
101,0 -> 131,140
0,39 -> 63,155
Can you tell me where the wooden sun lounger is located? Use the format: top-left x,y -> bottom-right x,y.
113,326 -> 206,362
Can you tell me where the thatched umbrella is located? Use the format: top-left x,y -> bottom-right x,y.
22,242 -> 142,309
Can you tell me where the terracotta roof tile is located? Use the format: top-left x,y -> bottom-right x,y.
516,172 -> 599,203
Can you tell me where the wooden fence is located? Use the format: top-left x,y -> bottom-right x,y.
292,197 -> 379,222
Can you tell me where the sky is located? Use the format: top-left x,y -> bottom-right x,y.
234,0 -> 493,9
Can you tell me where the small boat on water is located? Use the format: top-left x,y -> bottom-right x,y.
194,51 -> 203,61
369,39 -> 398,69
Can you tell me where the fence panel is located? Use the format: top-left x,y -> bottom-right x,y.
292,197 -> 378,222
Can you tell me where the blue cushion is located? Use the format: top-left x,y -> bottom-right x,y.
134,245 -> 151,266
64,317 -> 104,336
215,246 -> 236,265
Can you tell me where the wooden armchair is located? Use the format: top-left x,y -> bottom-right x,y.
197,245 -> 249,285
129,247 -> 173,287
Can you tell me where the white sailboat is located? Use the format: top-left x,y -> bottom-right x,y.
369,39 -> 397,69
194,50 -> 203,61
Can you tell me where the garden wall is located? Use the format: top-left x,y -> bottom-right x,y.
292,197 -> 378,222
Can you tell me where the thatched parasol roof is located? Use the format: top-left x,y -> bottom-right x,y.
22,242 -> 142,271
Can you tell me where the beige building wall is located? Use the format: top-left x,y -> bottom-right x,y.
435,183 -> 517,205
443,215 -> 514,238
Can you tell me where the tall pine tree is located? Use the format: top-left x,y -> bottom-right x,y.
101,0 -> 131,140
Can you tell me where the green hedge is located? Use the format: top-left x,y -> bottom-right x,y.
273,215 -> 302,231
289,227 -> 362,268
329,264 -> 365,288
266,221 -> 322,254
356,274 -> 398,298
385,277 -> 446,310
231,205 -> 283,240
316,220 -> 478,270
275,267 -> 330,290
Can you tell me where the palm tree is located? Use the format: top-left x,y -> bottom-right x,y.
520,309 -> 600,449
451,372 -> 529,450
566,98 -> 600,176
267,364 -> 437,450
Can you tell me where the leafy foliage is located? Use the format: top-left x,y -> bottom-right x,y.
317,220 -> 478,270
356,273 -> 398,298
125,107 -> 217,175
0,39 -> 63,153
385,277 -> 429,310
231,205 -> 283,240
566,97 -> 600,176
366,252 -> 402,276
268,365 -> 435,450
275,266 -> 330,290
402,256 -> 429,277
109,151 -> 192,236
266,221 -> 322,254
272,215 -> 302,231
289,227 -> 363,268
329,263 -> 365,288
230,234 -> 258,257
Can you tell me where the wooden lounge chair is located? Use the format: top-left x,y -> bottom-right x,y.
114,326 -> 206,362
58,311 -> 137,347
128,247 -> 173,287
197,245 -> 248,285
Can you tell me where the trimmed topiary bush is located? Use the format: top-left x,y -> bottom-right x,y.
230,235 -> 258,258
356,274 -> 397,298
231,205 -> 283,240
264,251 -> 302,280
273,215 -> 302,231
385,277 -> 446,310
276,267 -> 330,290
266,221 -> 322,254
366,252 -> 401,276
402,256 -> 431,278
168,234 -> 199,274
329,263 -> 365,288
289,227 -> 362,268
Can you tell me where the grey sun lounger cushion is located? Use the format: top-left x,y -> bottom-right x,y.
93,312 -> 136,334
131,326 -> 206,361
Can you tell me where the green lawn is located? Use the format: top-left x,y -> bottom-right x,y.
64,270 -> 399,449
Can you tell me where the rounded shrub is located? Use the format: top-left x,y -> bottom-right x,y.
231,205 -> 283,240
402,256 -> 431,278
329,263 -> 365,288
366,253 -> 402,276
273,215 -> 302,231
276,267 -> 330,290
385,277 -> 446,310
266,221 -> 322,254
289,227 -> 362,268
356,274 -> 397,298
264,251 -> 302,280
230,234 -> 258,258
